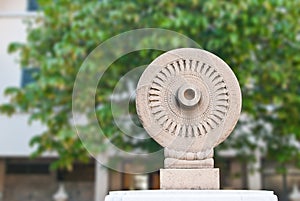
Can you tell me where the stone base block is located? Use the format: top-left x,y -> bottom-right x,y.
105,190 -> 278,201
164,158 -> 214,169
160,168 -> 219,190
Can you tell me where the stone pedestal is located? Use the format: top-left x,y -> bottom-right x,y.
136,48 -> 242,190
160,169 -> 219,190
105,190 -> 278,201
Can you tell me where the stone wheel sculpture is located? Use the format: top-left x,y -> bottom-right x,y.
136,48 -> 241,162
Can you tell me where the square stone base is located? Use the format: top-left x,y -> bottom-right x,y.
160,168 -> 220,190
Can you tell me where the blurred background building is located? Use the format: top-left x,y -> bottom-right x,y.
0,1 -> 300,201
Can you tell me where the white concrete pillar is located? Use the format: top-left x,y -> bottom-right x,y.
94,155 -> 109,201
247,149 -> 262,190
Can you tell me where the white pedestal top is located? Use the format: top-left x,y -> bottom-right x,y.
105,190 -> 278,201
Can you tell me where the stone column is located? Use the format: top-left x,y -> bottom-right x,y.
247,149 -> 262,190
94,154 -> 108,201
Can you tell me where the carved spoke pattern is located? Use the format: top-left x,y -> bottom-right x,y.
148,59 -> 229,137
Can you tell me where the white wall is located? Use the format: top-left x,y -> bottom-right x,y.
0,0 -> 45,157
0,0 -> 27,12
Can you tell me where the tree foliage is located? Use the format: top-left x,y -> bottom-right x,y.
1,0 -> 300,171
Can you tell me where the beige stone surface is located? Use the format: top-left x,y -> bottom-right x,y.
160,168 -> 220,190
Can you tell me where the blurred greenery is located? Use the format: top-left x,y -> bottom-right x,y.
0,0 -> 300,172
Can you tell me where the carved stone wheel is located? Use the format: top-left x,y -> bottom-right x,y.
136,48 -> 241,156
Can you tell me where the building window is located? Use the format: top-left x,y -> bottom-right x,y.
118,161 -> 160,190
27,0 -> 39,11
56,163 -> 95,182
6,161 -> 50,174
21,68 -> 39,87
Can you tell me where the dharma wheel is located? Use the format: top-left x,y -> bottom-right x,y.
136,48 -> 241,159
